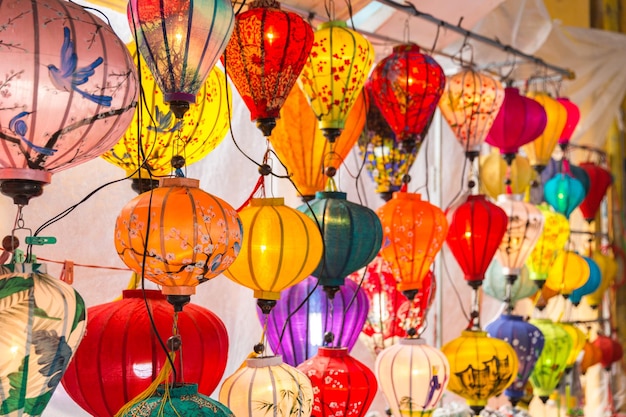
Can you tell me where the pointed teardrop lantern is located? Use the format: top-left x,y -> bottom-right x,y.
479,152 -> 533,199
556,97 -> 581,146
222,0 -> 313,136
529,319 -> 572,402
544,250 -> 590,297
128,0 -> 234,118
578,162 -> 613,223
543,173 -> 586,218
581,340 -> 603,374
569,256 -> 601,306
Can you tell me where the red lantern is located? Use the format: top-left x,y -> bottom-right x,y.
556,97 -> 581,145
61,290 -> 229,417
222,0 -> 313,136
578,162 -> 612,222
593,334 -> 624,370
298,347 -> 377,417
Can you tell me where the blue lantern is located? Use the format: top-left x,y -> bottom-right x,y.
569,256 -> 602,306
544,173 -> 586,218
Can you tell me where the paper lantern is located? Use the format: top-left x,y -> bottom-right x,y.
569,256 -> 601,306
376,338 -> 450,416
526,203 -> 569,285
559,323 -> 586,370
438,68 -> 504,158
366,44 -> 445,143
298,347 -> 376,417
128,0 -> 234,117
222,0 -> 313,136
531,285 -> 559,311
580,340 -> 603,374
0,263 -> 86,417
593,334 -> 624,370
556,97 -> 581,145
544,251 -> 590,297
483,259 -> 538,304
62,290 -> 228,417
485,315 -> 545,405
543,173 -> 586,218
298,191 -> 382,289
224,198 -> 323,308
298,20 -> 374,141
260,277 -> 368,366
578,162 -> 613,222
479,152 -> 533,198
114,177 -> 242,308
442,330 -> 518,414
0,0 -> 137,205
585,250 -> 618,308
529,319 -> 572,402
446,194 -> 508,288
220,356 -> 313,417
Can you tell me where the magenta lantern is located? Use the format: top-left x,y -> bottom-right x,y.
557,97 -> 581,145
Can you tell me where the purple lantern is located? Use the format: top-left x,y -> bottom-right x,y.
485,314 -> 545,406
258,276 -> 369,367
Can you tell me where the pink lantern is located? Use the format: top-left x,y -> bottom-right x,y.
556,97 -> 581,145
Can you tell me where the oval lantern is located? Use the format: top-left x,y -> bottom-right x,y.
586,250 -> 618,308
578,162 -> 613,223
593,334 -> 624,370
543,173 -> 586,218
479,152 -> 533,198
0,0 -> 138,205
544,250 -> 590,297
62,290 -> 228,417
556,97 -> 581,145
483,259 -> 538,304
559,323 -> 587,371
569,256 -> 601,306
580,340 -> 603,374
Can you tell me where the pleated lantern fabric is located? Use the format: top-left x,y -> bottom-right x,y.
479,152 -> 533,199
578,162 -> 613,222
483,259 -> 538,304
580,340 -> 603,374
585,250 -> 618,308
61,290 -> 229,417
543,173 -> 586,218
569,256 -> 601,306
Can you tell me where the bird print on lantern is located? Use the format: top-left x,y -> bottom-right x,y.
8,111 -> 57,155
146,106 -> 183,133
47,27 -> 112,106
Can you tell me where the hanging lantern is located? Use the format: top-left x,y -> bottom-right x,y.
438,68 -> 505,159
543,173 -> 586,218
578,162 -> 613,223
298,20 -> 374,142
485,315 -> 545,406
544,250 -> 590,297
531,285 -> 560,311
376,338 -> 450,416
0,0 -> 138,205
220,356 -> 313,417
446,194 -> 508,288
224,197 -> 323,312
0,263 -> 86,417
114,177 -> 242,310
366,44 -> 445,144
556,97 -> 581,145
485,87 -> 547,161
569,256 -> 601,306
483,259 -> 538,304
270,88 -> 367,200
593,334 -> 624,370
580,340 -> 603,374
128,0 -> 234,118
559,323 -> 587,371
222,0 -> 313,136
298,192 -> 382,291
520,93 -> 567,173
61,290 -> 228,417
585,250 -> 618,308
298,347 -> 376,417
260,276 -> 369,366
528,319 -> 572,402
479,152 -> 533,199
441,329 -> 518,414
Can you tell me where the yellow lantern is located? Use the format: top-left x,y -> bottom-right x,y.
441,330 -> 518,414
585,250 -> 618,308
520,93 -> 567,172
298,20 -> 374,142
545,251 -> 590,296
559,323 -> 587,370
479,151 -> 532,198
526,203 -> 570,285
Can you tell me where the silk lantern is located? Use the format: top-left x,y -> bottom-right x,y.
62,290 -> 228,417
298,20 -> 374,142
128,0 -> 234,118
586,250 -> 618,308
376,338 -> 450,416
556,97 -> 581,145
593,334 -> 624,370
438,68 -> 504,159
479,152 -> 533,198
545,251 -> 590,297
531,285 -> 559,311
483,259 -> 538,304
559,323 -> 586,370
442,330 -> 518,414
581,340 -> 603,374
0,263 -> 86,417
114,177 -> 242,310
578,162 -> 613,223
485,315 -> 545,405
529,319 -> 572,402
298,347 -> 376,417
0,0 -> 137,205
224,197 -> 323,311
222,0 -> 313,136
569,256 -> 601,306
260,276 -> 369,366
543,173 -> 586,218
366,44 -> 445,143
526,203 -> 569,286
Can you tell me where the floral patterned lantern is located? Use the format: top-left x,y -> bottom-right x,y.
556,97 -> 581,145
578,162 -> 613,223
479,152 -> 533,199
483,259 -> 538,305
544,250 -> 590,297
569,256 -> 601,306
543,173 -> 586,218
529,319 -> 572,402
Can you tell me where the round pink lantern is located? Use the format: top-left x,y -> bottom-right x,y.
0,0 -> 138,204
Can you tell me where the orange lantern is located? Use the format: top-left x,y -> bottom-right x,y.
580,340 -> 603,374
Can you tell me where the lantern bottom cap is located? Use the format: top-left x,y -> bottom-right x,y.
0,170 -> 51,205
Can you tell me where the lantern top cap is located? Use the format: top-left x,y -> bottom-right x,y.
466,194 -> 487,201
392,191 -> 421,201
156,383 -> 199,396
461,329 -> 488,338
314,191 -> 347,200
496,193 -> 522,202
318,347 -> 349,357
399,337 -> 426,346
249,0 -> 281,8
392,43 -> 421,54
123,289 -> 164,300
160,177 -> 200,188
318,20 -> 348,30
251,197 -> 285,207
246,355 -> 283,367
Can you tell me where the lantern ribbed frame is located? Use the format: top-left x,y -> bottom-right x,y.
483,259 -> 538,304
479,153 -> 533,199
556,97 -> 581,144
529,319 -> 573,401
585,250 -> 618,308
578,162 -> 613,222
526,203 -> 570,283
543,173 -> 586,218
569,256 -> 601,305
545,250 -> 590,296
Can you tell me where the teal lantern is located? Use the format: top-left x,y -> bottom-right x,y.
543,173 -> 586,218
483,259 -> 538,304
298,191 -> 383,291
569,256 -> 602,306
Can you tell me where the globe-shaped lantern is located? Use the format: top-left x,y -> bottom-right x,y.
62,290 -> 228,417
446,194 -> 508,288
485,315 -> 545,405
544,250 -> 590,297
586,250 -> 618,308
114,177 -> 242,310
543,173 -> 586,218
128,0 -> 234,118
222,0 -> 313,136
0,263 -> 86,417
376,338 -> 450,416
366,44 -> 445,144
559,323 -> 587,371
438,68 -> 505,159
441,330 -> 518,414
298,20 -> 374,142
483,259 -> 538,304
580,340 -> 603,374
578,162 -> 613,223
298,347 -> 377,417
593,334 -> 624,370
0,0 -> 138,205
569,256 -> 601,306
556,97 -> 581,145
479,152 -> 533,199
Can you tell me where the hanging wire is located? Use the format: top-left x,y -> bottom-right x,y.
440,249 -> 471,323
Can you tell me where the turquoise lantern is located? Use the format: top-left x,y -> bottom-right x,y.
543,173 -> 586,218
569,256 -> 602,306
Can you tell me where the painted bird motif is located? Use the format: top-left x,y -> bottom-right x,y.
47,27 -> 112,106
9,111 -> 57,155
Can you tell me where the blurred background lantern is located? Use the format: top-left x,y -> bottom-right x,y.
593,333 -> 624,370
114,177 -> 242,310
559,323 -> 587,371
483,260 -> 538,305
543,173 -> 586,218
224,197 -> 323,313
531,285 -> 560,311
366,44 -> 445,144
438,68 -> 504,159
544,250 -> 590,297
375,338 -> 450,416
479,152 -> 533,199
578,162 -> 613,223
585,249 -> 618,308
0,263 -> 86,417
556,97 -> 581,145
0,0 -> 137,205
260,276 -> 368,366
222,0 -> 313,137
220,356 -> 313,417
298,347 -> 376,417
569,256 -> 601,306
62,290 -> 228,417
531,158 -> 591,204
581,340 -> 603,374
298,20 -> 374,142
128,0 -> 234,118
